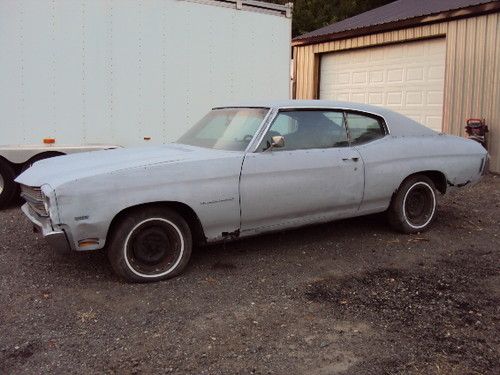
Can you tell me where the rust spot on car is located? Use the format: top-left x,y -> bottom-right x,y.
221,229 -> 240,239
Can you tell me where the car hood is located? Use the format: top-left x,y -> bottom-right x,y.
15,143 -> 241,188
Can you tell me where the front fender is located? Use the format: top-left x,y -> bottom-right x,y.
54,156 -> 244,251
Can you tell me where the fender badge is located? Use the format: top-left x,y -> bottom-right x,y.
75,216 -> 89,221
200,197 -> 235,205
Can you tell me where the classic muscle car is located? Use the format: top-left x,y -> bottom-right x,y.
16,100 -> 488,282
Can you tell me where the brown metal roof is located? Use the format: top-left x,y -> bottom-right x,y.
293,0 -> 500,45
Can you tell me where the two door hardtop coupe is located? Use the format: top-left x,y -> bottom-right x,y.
17,100 -> 488,282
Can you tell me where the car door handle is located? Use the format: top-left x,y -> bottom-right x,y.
342,157 -> 359,162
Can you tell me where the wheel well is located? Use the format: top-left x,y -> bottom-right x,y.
0,155 -> 20,175
107,202 -> 207,247
0,155 -> 12,167
405,170 -> 447,194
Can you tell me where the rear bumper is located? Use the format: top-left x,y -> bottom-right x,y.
21,203 -> 72,252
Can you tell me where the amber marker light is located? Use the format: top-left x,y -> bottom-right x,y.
78,239 -> 100,248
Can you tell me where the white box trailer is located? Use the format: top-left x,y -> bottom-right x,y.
0,0 -> 292,207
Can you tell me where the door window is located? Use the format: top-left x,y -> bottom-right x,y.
345,112 -> 385,145
259,110 -> 349,151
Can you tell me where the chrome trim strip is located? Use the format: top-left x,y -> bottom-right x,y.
245,108 -> 277,153
20,185 -> 49,217
269,106 -> 391,135
20,192 -> 41,205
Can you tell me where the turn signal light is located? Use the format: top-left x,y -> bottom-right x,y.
43,138 -> 56,144
78,239 -> 100,248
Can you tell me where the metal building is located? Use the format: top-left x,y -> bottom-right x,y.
292,0 -> 500,173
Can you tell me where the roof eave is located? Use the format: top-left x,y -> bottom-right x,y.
292,1 -> 500,47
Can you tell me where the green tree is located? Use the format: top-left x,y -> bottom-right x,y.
264,0 -> 394,37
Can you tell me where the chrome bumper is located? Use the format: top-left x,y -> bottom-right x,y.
21,203 -> 72,252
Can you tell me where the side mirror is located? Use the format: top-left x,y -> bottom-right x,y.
263,135 -> 285,152
271,135 -> 285,149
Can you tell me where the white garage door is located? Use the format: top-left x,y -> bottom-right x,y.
319,38 -> 446,131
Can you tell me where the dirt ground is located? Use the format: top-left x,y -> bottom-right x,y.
1,175 -> 499,375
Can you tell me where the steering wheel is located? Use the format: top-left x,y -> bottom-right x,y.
242,134 -> 253,143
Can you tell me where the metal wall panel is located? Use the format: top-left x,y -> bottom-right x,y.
0,0 -> 291,148
293,13 -> 500,173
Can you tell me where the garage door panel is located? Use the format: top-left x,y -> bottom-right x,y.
387,92 -> 403,105
387,69 -> 404,83
427,91 -> 444,105
407,67 -> 424,81
338,73 -> 350,84
369,70 -> 384,83
406,91 -> 424,105
320,38 -> 446,131
351,93 -> 367,102
428,65 -> 445,80
368,92 -> 384,105
336,93 -> 350,101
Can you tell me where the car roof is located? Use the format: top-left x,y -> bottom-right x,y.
216,99 -> 376,110
213,100 -> 438,137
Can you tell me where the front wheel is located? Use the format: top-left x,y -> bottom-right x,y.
107,207 -> 192,283
388,175 -> 437,233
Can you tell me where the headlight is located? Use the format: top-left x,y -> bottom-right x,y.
40,185 -> 56,220
42,191 -> 50,213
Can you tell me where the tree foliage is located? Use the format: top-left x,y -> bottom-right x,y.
263,0 -> 394,37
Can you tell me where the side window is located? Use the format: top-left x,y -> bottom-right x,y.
345,113 -> 385,145
269,114 -> 298,136
259,110 -> 349,151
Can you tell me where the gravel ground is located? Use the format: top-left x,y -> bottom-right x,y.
1,175 -> 499,374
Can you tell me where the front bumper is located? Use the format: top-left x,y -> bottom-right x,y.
21,203 -> 72,252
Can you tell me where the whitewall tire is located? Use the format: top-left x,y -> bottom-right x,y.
388,175 -> 438,234
108,207 -> 192,283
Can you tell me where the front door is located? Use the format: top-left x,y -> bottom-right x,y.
239,109 -> 364,235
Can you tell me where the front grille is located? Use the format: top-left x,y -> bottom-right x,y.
21,185 -> 48,217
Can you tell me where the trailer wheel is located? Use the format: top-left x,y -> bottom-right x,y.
0,159 -> 18,209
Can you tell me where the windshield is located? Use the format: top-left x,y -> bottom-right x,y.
177,108 -> 269,151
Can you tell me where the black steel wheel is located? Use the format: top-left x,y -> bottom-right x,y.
403,182 -> 436,229
388,175 -> 437,233
108,207 -> 192,283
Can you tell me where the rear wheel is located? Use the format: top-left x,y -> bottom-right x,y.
107,207 -> 192,283
0,159 -> 17,209
388,175 -> 437,233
